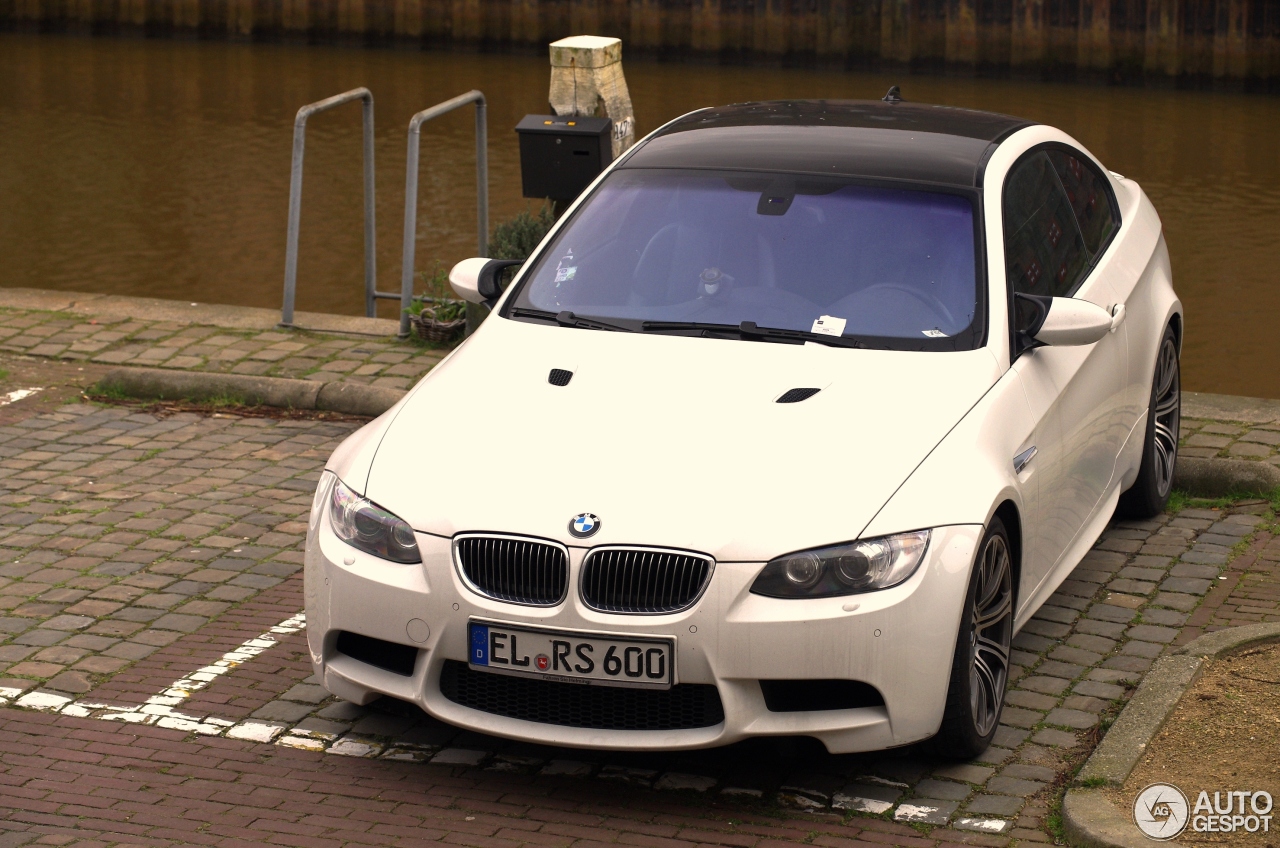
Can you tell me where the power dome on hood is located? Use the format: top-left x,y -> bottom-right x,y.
364,322 -> 1002,562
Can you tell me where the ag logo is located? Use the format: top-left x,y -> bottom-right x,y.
568,513 -> 600,538
1134,783 -> 1190,840
535,654 -> 550,671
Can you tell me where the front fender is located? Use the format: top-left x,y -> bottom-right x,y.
861,365 -> 1034,538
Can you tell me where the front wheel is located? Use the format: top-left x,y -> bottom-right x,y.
1118,325 -> 1180,518
932,517 -> 1014,760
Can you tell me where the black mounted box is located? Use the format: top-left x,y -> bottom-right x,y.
516,114 -> 613,202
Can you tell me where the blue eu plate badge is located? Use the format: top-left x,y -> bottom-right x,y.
470,622 -> 489,665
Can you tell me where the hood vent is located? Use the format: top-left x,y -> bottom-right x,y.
777,387 -> 821,404
548,368 -> 573,386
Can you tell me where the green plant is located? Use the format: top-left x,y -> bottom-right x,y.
1165,488 -> 1280,515
489,204 -> 556,262
409,262 -> 467,323
0,368 -> 9,382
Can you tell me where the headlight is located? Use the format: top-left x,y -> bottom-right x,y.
750,530 -> 930,598
328,476 -> 421,564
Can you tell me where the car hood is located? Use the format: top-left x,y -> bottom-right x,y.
365,320 -> 1001,562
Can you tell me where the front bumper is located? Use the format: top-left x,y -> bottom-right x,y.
304,502 -> 981,754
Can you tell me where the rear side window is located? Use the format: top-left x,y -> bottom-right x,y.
1046,148 -> 1118,256
1002,147 -> 1121,299
1003,152 -> 1089,297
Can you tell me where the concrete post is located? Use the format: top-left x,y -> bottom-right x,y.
548,35 -> 636,160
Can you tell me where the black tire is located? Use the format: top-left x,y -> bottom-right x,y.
1117,324 -> 1180,519
932,516 -> 1015,760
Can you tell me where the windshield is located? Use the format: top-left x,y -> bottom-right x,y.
505,168 -> 983,349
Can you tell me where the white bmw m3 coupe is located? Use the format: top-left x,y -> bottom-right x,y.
304,97 -> 1182,758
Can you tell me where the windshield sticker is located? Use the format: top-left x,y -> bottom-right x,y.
922,328 -> 949,338
811,315 -> 847,337
554,266 -> 577,283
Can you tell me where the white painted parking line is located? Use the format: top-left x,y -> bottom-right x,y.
0,387 -> 42,407
0,611 -> 306,736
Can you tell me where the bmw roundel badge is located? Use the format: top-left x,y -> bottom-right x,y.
569,513 -> 600,538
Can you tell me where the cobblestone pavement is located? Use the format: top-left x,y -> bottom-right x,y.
1181,416 -> 1280,467
0,307 -> 447,392
0,394 -> 1277,848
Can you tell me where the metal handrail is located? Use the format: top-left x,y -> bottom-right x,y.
398,90 -> 488,338
281,88 -> 377,328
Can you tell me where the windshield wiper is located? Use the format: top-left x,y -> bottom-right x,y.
510,308 -> 633,333
641,320 -> 863,349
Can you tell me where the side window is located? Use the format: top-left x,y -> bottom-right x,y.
1046,148 -> 1118,256
1003,152 -> 1089,297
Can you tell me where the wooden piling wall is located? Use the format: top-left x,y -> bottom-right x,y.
2,0 -> 1278,84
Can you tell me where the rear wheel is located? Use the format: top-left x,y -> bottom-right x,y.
1118,325 -> 1180,518
932,517 -> 1014,759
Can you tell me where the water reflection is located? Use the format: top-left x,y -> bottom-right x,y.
1,34 -> 1278,397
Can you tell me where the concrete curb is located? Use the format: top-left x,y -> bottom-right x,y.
96,367 -> 405,418
0,285 -> 400,337
1183,391 -> 1280,425
1173,456 -> 1280,497
1063,622 -> 1280,848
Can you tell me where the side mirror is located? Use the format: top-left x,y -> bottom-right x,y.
448,258 -> 523,305
1015,294 -> 1114,351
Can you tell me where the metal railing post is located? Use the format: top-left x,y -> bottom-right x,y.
281,87 -> 376,328
399,90 -> 488,339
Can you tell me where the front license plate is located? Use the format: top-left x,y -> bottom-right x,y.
468,620 -> 674,690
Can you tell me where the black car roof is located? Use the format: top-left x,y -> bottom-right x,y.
621,100 -> 1036,188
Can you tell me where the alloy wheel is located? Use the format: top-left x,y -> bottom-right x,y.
969,534 -> 1013,738
1152,336 -> 1181,498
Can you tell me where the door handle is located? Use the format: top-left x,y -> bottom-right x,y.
1109,303 -> 1126,332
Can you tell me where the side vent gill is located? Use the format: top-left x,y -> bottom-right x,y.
548,369 -> 573,386
776,387 -> 821,404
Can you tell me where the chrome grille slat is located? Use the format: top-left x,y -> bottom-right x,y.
580,547 -> 713,614
456,535 -> 567,606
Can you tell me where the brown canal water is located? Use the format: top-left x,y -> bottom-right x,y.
1,33 -> 1278,398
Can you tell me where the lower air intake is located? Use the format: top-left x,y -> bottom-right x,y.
439,661 -> 725,730
759,679 -> 885,712
335,631 -> 418,676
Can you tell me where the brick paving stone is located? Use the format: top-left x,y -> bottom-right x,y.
1125,624 -> 1179,643
997,707 -> 1044,729
1044,708 -> 1098,729
991,726 -> 1029,748
1160,576 -> 1214,593
931,763 -> 995,784
1086,604 -> 1138,623
1153,591 -> 1199,610
1034,660 -> 1086,680
1141,608 -> 1187,626
1072,679 -> 1125,700
1013,676 -> 1075,696
1005,690 -> 1057,711
1074,619 -> 1128,639
914,779 -> 973,801
1000,764 -> 1057,782
1103,654 -> 1153,673
965,795 -> 1025,816
1030,728 -> 1079,747
986,776 -> 1045,796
